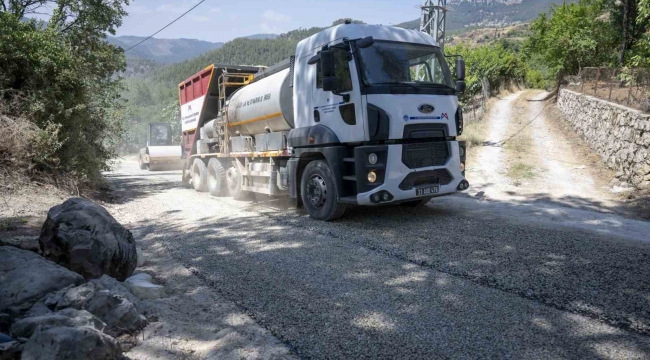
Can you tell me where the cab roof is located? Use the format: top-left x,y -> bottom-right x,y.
296,24 -> 438,58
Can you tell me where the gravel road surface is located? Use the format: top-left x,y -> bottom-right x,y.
106,159 -> 650,360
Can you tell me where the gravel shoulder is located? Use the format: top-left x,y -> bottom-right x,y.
101,159 -> 650,359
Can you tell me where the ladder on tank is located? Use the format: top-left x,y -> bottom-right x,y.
216,71 -> 254,155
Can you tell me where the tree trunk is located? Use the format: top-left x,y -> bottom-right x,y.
619,0 -> 632,66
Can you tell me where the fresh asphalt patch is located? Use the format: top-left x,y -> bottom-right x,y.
110,162 -> 650,359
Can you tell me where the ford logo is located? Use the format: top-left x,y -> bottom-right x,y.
418,104 -> 434,114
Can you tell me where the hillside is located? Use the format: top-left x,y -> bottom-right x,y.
107,36 -> 224,64
397,0 -> 579,31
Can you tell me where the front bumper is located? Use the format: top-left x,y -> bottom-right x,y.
354,141 -> 467,206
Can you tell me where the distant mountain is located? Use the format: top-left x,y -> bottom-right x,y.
244,34 -> 279,40
397,0 -> 578,31
107,36 -> 224,64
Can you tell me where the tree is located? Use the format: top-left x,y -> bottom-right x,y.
0,0 -> 129,181
523,0 -> 617,77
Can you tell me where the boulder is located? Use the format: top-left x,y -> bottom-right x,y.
0,236 -> 40,253
0,247 -> 84,316
25,302 -> 54,318
45,282 -> 145,337
39,198 -> 137,281
90,276 -> 142,311
10,309 -> 105,339
124,273 -> 166,300
21,326 -> 123,360
136,248 -> 144,268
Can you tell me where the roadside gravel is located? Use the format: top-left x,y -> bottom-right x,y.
106,160 -> 650,359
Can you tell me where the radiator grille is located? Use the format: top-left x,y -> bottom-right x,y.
402,142 -> 449,169
399,169 -> 453,191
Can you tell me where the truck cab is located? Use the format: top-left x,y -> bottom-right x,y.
287,24 -> 468,219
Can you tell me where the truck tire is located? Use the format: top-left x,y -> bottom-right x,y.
207,159 -> 228,197
300,160 -> 346,221
191,158 -> 208,192
226,162 -> 250,200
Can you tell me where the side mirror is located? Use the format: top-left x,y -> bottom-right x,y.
357,36 -> 374,49
320,50 -> 335,77
456,80 -> 466,94
308,54 -> 320,65
323,76 -> 337,92
456,58 -> 466,81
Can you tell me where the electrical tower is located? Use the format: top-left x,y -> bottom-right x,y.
419,0 -> 447,52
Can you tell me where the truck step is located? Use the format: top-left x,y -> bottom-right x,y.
343,176 -> 357,181
343,157 -> 355,162
339,196 -> 358,205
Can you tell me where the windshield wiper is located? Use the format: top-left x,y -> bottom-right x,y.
374,82 -> 422,92
415,82 -> 457,92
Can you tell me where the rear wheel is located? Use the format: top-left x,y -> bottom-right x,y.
191,158 -> 208,192
138,155 -> 148,170
300,160 -> 346,221
138,149 -> 148,170
207,159 -> 228,197
226,161 -> 250,200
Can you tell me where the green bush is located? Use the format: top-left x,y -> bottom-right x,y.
0,2 -> 128,182
525,69 -> 547,89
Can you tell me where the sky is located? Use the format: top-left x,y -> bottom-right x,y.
116,0 -> 422,43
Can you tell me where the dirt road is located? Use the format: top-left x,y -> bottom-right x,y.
105,142 -> 650,359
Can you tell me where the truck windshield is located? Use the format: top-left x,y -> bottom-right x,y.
357,41 -> 454,89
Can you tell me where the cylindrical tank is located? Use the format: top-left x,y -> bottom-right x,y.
225,68 -> 294,136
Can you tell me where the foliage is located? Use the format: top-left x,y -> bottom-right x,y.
0,1 -> 128,181
525,69 -> 548,89
523,1 -> 616,79
448,40 -> 526,98
523,0 -> 649,79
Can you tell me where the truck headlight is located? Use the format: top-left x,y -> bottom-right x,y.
368,153 -> 378,165
367,171 -> 377,183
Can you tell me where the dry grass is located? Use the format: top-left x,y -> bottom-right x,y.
507,162 -> 536,186
501,92 -> 539,186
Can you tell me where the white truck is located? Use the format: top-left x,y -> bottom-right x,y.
179,23 -> 469,220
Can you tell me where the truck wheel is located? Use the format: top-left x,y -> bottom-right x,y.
300,160 -> 346,221
138,155 -> 148,170
401,197 -> 432,207
191,158 -> 208,192
226,163 -> 249,200
207,159 -> 228,197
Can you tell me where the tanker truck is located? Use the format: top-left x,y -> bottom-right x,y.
179,23 -> 469,221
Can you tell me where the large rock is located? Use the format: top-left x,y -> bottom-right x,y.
39,198 -> 137,281
45,281 -> 145,337
21,326 -> 123,360
0,247 -> 84,315
10,309 -> 105,339
124,273 -> 166,300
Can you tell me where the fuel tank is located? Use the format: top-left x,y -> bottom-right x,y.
225,68 -> 294,136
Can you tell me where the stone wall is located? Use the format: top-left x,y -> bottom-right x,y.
557,89 -> 650,189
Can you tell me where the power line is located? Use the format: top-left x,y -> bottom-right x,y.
125,0 -> 207,52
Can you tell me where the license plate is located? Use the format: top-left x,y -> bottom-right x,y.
416,185 -> 440,197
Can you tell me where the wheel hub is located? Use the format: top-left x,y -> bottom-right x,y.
226,167 -> 238,190
306,175 -> 327,208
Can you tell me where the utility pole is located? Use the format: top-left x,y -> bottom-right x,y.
419,0 -> 448,52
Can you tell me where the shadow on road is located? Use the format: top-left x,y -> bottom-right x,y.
124,202 -> 650,359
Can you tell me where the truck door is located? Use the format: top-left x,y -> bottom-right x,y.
312,46 -> 366,143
